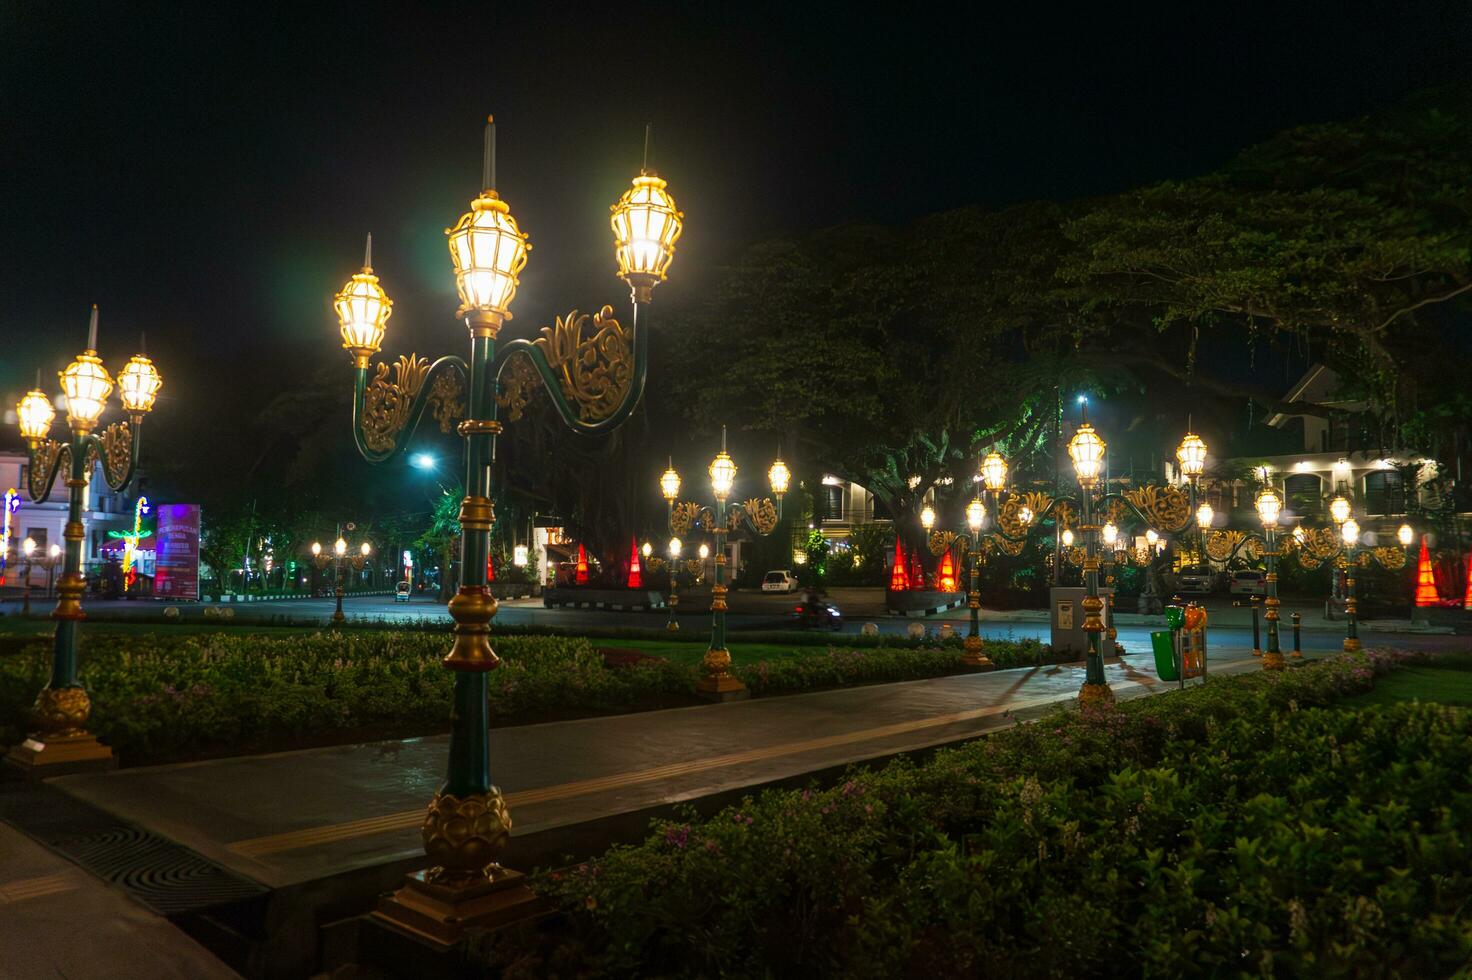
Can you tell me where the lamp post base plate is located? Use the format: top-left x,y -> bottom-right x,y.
1077,682 -> 1114,708
1262,650 -> 1286,671
1343,638 -> 1361,652
962,637 -> 993,668
4,732 -> 116,778
695,674 -> 749,702
371,867 -> 547,950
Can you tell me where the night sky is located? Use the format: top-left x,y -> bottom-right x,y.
4,1 -> 1471,466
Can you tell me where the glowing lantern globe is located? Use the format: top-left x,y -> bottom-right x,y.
660,463 -> 682,502
709,451 -> 736,501
1176,432 -> 1207,480
1329,495 -> 1351,526
1340,519 -> 1360,548
1196,502 -> 1214,530
966,497 -> 985,533
16,389 -> 55,443
116,355 -> 162,414
920,506 -> 936,531
767,457 -> 790,497
1398,524 -> 1414,548
1067,423 -> 1106,487
447,192 -> 530,324
1255,487 -> 1282,528
980,452 -> 1008,492
60,352 -> 113,428
610,174 -> 683,286
335,258 -> 393,364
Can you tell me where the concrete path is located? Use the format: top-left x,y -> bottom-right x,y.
0,822 -> 239,979
51,646 -> 1276,894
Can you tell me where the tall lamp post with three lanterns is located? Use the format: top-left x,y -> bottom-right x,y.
7,307 -> 161,773
332,116 -> 681,942
312,536 -> 372,626
660,432 -> 788,700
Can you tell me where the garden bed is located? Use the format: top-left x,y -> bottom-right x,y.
478,650 -> 1472,977
0,630 -> 1052,766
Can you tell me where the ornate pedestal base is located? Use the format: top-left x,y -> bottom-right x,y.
4,733 -> 115,777
373,868 -> 546,949
1077,681 -> 1114,708
1342,637 -> 1361,653
961,635 -> 993,668
696,648 -> 749,701
1261,650 -> 1286,671
1252,648 -> 1263,658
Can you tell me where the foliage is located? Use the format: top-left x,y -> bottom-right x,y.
514,651 -> 1472,978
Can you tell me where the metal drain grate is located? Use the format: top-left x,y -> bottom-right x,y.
50,825 -> 267,914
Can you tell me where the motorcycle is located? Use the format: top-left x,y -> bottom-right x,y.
793,596 -> 842,631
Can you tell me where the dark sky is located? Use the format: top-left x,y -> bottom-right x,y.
4,1 -> 1471,457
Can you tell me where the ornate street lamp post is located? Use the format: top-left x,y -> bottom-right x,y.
1289,496 -> 1410,652
335,117 -> 676,942
312,536 -> 370,625
920,490 -> 993,666
7,307 -> 161,773
661,429 -> 785,700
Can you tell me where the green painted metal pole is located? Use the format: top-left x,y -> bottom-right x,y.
444,331 -> 494,798
1081,482 -> 1106,690
710,498 -> 727,655
1264,526 -> 1283,669
1343,546 -> 1360,652
48,430 -> 90,691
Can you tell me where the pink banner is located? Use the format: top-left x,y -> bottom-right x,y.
154,503 -> 201,601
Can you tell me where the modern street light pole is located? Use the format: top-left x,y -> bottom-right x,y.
7,306 -> 162,774
336,116 -> 676,942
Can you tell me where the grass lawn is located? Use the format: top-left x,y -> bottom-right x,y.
1340,651 -> 1472,708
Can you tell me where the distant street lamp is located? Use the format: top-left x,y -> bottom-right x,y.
334,117 -> 673,938
661,428 -> 785,699
312,534 -> 370,625
7,306 -> 160,774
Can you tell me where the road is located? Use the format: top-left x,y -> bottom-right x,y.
3,589 -> 1464,655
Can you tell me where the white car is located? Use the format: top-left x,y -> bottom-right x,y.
1228,569 -> 1267,596
761,570 -> 799,593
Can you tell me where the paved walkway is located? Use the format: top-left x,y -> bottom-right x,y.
50,646 -> 1277,893
0,822 -> 239,979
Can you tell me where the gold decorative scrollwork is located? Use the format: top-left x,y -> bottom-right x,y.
534,305 -> 632,422
1366,547 -> 1407,570
928,530 -> 957,556
363,354 -> 432,454
1292,527 -> 1341,570
983,535 -> 1027,558
1205,530 -> 1248,563
496,353 -> 539,422
1053,501 -> 1076,531
99,422 -> 132,485
82,440 -> 99,482
999,491 -> 1053,539
427,370 -> 465,434
669,501 -> 710,537
1122,484 -> 1190,533
1063,546 -> 1086,566
29,440 -> 65,499
735,498 -> 779,536
1104,499 -> 1128,526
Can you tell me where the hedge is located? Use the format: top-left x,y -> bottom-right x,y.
498,650 -> 1472,977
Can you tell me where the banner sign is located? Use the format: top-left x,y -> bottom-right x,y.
154,504 -> 201,600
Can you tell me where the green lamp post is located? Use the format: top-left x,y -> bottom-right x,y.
661,429 -> 787,700
336,116 -> 680,943
7,306 -> 162,774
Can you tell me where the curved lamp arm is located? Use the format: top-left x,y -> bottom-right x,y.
91,418 -> 145,493
351,353 -> 469,464
25,439 -> 70,504
492,301 -> 650,434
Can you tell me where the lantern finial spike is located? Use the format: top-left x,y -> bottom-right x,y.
363,233 -> 373,271
642,122 -> 651,175
721,425 -> 727,452
87,304 -> 99,352
483,114 -> 496,193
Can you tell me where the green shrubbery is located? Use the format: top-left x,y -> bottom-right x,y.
512,651 -> 1472,977
0,631 -> 1045,764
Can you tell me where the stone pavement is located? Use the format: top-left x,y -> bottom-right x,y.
0,821 -> 239,979
51,646 -> 1276,894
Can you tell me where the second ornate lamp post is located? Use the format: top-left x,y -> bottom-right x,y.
313,536 -> 370,625
662,429 -> 785,700
336,116 -> 678,942
6,306 -> 161,773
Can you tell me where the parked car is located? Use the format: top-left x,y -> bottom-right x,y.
1173,564 -> 1217,595
1228,569 -> 1267,596
395,581 -> 411,602
761,570 -> 800,593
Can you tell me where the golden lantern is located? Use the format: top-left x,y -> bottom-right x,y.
1255,487 -> 1282,528
1329,494 -> 1351,525
641,542 -> 653,559
1145,528 -> 1160,550
16,389 -> 55,442
668,537 -> 682,558
660,461 -> 682,502
1397,523 -> 1414,548
1196,502 -> 1214,530
966,497 -> 985,533
767,457 -> 790,497
335,242 -> 393,364
1102,521 -> 1118,547
360,541 -> 372,557
610,174 -> 683,287
1067,423 -> 1106,488
980,451 -> 1008,492
116,354 -> 163,414
334,537 -> 347,557
1340,518 -> 1360,548
446,191 -> 530,325
59,352 -> 114,428
920,505 -> 936,531
311,541 -> 322,557
1293,525 -> 1306,546
698,543 -> 710,560
709,451 -> 737,501
1061,528 -> 1075,548
1176,432 -> 1207,481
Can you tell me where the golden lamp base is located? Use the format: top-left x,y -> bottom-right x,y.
1343,637 -> 1362,653
1262,650 -> 1286,671
372,867 -> 547,950
695,673 -> 749,702
4,732 -> 116,778
1077,682 -> 1115,709
961,635 -> 993,668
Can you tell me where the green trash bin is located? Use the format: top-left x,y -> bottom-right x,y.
1165,605 -> 1186,630
1152,630 -> 1178,681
